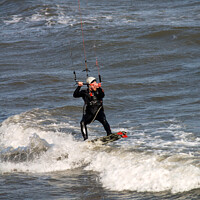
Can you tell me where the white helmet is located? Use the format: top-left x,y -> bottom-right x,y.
86,77 -> 96,84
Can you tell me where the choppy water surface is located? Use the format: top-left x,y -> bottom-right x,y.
0,0 -> 200,199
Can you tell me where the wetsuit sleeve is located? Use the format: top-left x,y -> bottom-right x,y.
73,86 -> 83,98
97,87 -> 105,98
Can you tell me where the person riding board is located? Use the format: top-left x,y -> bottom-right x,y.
73,77 -> 112,140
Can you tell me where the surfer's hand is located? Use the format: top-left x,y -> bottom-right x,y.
97,83 -> 101,88
78,82 -> 83,86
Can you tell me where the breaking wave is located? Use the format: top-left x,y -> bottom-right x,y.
0,110 -> 200,194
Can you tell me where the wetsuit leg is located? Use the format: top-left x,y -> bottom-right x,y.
80,120 -> 88,141
80,114 -> 93,140
96,110 -> 112,136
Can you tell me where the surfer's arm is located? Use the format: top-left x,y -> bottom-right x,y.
73,86 -> 83,98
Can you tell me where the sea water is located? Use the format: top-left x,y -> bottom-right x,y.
0,0 -> 200,199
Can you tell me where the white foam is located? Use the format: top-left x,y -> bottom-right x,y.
1,113 -> 200,193
0,112 -> 90,173
29,13 -> 44,22
0,119 -> 87,173
4,15 -> 22,24
85,151 -> 200,193
26,6 -> 78,27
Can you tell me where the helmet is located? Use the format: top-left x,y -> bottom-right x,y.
86,77 -> 96,84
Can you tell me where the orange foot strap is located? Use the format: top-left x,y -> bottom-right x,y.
117,131 -> 128,138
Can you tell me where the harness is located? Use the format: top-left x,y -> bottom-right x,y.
83,89 -> 103,121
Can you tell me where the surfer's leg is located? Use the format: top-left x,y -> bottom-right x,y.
80,114 -> 93,140
80,120 -> 88,140
96,111 -> 112,136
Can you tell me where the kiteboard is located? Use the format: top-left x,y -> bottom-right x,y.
88,131 -> 128,145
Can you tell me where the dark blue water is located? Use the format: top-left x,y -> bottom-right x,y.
0,0 -> 200,199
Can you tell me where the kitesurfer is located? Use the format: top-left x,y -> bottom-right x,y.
73,77 -> 112,140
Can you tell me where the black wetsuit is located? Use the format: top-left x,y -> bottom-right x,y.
73,86 -> 112,140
